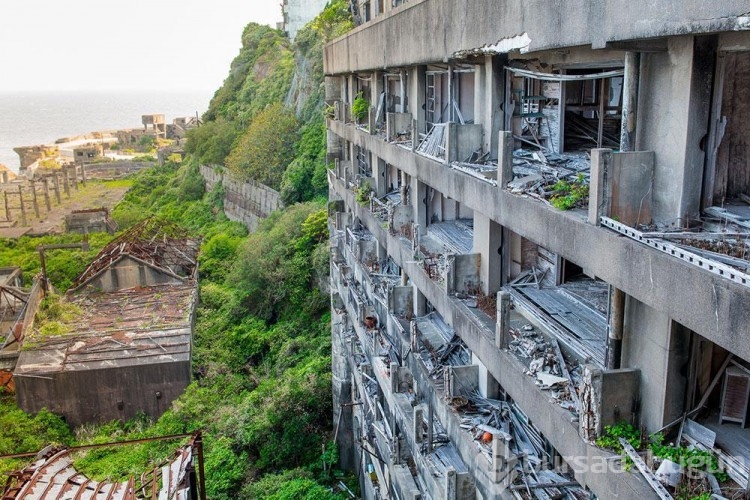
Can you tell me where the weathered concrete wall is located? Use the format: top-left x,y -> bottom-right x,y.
325,0 -> 750,74
199,165 -> 283,232
83,256 -> 182,293
621,297 -> 678,432
610,151 -> 655,227
82,161 -> 153,179
283,0 -> 328,41
15,360 -> 190,427
636,36 -> 712,227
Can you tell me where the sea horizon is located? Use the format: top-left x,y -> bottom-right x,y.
0,89 -> 214,172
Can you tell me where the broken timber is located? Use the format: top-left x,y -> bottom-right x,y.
619,438 -> 673,500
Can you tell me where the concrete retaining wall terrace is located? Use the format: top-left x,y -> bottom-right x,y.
199,165 -> 283,231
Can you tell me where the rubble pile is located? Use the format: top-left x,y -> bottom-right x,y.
508,325 -> 582,414
507,149 -> 590,203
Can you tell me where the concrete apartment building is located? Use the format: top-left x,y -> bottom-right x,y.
325,1 -> 750,498
282,0 -> 329,41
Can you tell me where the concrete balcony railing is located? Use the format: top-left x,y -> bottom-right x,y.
327,121 -> 750,363
329,171 -> 658,498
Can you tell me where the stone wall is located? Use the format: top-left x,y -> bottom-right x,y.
199,165 -> 283,231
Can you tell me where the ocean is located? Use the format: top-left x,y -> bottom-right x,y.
0,90 -> 214,172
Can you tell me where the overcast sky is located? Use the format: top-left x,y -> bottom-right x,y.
0,0 -> 282,92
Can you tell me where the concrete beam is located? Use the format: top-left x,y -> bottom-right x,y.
324,0 -> 750,74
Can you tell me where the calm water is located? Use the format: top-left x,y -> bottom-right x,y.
0,91 -> 213,171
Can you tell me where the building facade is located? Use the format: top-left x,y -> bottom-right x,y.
325,1 -> 750,498
282,0 -> 329,41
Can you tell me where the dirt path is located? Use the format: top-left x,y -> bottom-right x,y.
0,180 -> 129,238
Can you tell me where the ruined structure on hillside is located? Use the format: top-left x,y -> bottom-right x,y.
0,432 -> 207,499
13,218 -> 199,426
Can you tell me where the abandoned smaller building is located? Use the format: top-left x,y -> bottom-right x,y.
64,208 -> 118,235
13,218 -> 199,426
13,145 -> 59,171
72,143 -> 104,165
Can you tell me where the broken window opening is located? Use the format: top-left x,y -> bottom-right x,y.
703,50 -> 750,221
356,146 -> 372,178
563,70 -> 623,153
506,65 -> 623,154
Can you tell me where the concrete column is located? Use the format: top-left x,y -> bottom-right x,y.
413,287 -> 427,317
63,169 -> 70,197
620,52 -> 640,152
413,404 -> 424,444
588,148 -> 612,225
606,287 -> 626,369
2,191 -> 8,221
410,66 -> 426,134
472,211 -> 503,295
491,434 -> 516,484
400,170 -> 408,203
18,185 -> 26,226
495,290 -> 510,348
478,56 -> 503,159
30,181 -> 39,218
446,468 -> 457,499
347,75 -> 356,122
445,122 -> 457,164
42,179 -> 51,212
636,36 -> 713,226
498,131 -> 514,188
374,157 -> 387,197
621,297 -> 686,432
411,178 -> 427,235
52,174 -> 61,204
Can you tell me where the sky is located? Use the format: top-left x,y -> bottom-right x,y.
0,0 -> 283,93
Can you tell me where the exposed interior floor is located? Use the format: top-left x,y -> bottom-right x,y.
511,281 -> 607,365
699,410 -> 750,469
424,219 -> 474,255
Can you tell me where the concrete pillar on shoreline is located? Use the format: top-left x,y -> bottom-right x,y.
43,179 -> 51,212
30,180 -> 40,218
18,185 -> 26,226
53,174 -> 61,204
63,169 -> 70,197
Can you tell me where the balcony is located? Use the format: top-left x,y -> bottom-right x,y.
329,169 -> 656,498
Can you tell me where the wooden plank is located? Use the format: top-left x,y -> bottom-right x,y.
684,419 -> 716,449
549,336 -> 580,411
619,439 -> 673,500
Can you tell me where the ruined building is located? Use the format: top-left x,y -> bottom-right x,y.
12,218 -> 199,427
281,0 -> 329,41
326,1 -> 750,498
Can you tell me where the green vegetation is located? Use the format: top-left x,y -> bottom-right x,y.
226,103 -> 299,188
203,23 -> 295,127
595,421 -> 641,454
0,394 -> 74,477
0,160 -> 345,497
550,173 -> 589,210
351,91 -> 369,122
0,2 -> 357,496
0,232 -> 111,290
596,423 -> 729,498
28,293 -> 83,344
650,433 -> 728,483
355,182 -> 372,205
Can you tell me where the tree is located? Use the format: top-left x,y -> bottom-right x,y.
226,103 -> 298,189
